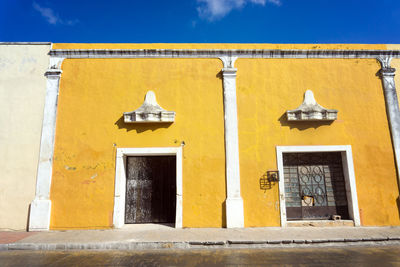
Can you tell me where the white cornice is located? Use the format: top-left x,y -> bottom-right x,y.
49,49 -> 400,59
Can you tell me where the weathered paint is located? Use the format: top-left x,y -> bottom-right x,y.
52,43 -> 387,50
50,57 -> 226,229
386,44 -> 400,126
49,44 -> 399,229
0,44 -> 50,230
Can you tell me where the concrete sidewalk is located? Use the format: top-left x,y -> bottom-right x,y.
1,225 -> 400,250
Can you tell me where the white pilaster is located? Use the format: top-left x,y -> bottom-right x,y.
29,57 -> 64,231
378,56 -> 400,189
220,56 -> 244,228
112,151 -> 126,229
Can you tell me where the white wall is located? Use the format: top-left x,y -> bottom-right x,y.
0,44 -> 50,230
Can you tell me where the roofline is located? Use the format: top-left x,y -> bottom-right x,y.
49,49 -> 400,59
0,42 -> 51,45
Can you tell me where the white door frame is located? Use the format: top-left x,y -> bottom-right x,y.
276,145 -> 360,227
113,147 -> 183,228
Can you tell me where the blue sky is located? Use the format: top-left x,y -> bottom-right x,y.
1,0 -> 400,43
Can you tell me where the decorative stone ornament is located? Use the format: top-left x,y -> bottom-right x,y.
286,90 -> 338,121
123,91 -> 175,123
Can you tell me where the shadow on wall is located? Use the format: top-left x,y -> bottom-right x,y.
222,202 -> 227,228
259,171 -> 278,192
397,197 -> 400,222
114,116 -> 172,133
26,204 -> 31,231
278,112 -> 334,130
216,71 -> 223,80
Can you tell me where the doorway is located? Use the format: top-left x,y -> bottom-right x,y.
283,152 -> 349,220
125,156 -> 176,224
113,147 -> 183,229
276,146 -> 360,227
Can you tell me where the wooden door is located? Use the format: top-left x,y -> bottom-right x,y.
125,156 -> 176,224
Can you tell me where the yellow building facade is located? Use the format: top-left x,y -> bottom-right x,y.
28,44 -> 400,230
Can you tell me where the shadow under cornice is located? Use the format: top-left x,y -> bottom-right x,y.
278,112 -> 334,130
114,115 -> 173,133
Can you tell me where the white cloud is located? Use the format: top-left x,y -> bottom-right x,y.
267,0 -> 281,5
251,0 -> 267,4
33,2 -> 78,25
33,2 -> 58,24
197,0 -> 280,21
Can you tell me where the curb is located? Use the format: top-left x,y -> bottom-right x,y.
1,237 -> 400,251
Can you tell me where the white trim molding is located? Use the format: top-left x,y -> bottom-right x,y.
378,56 -> 400,188
113,147 -> 183,229
29,56 -> 65,231
220,56 -> 244,228
276,145 -> 360,227
50,49 -> 400,60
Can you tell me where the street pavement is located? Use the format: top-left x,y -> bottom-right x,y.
1,225 -> 400,250
1,245 -> 400,266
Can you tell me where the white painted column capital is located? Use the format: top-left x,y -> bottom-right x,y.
29,56 -> 65,231
220,56 -> 238,69
219,56 -> 244,228
377,57 -> 400,190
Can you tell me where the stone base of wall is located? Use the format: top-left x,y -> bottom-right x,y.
286,220 -> 355,227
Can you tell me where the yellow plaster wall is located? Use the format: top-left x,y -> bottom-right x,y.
50,58 -> 226,229
236,57 -> 400,226
51,43 -> 400,229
